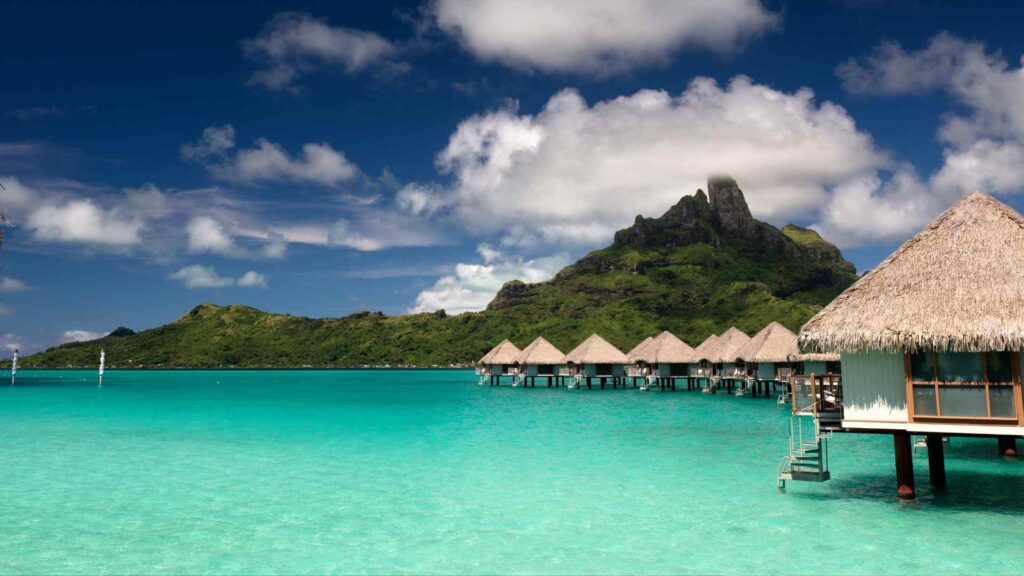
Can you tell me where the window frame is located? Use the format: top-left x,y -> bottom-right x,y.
905,350 -> 1024,424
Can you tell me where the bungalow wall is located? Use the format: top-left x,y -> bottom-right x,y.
524,364 -> 560,377
755,362 -> 776,379
722,362 -> 746,377
802,360 -> 829,374
581,363 -> 625,377
484,364 -> 508,376
656,363 -> 690,377
689,362 -> 714,377
840,351 -> 907,423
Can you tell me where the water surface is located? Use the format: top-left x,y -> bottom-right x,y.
1,370 -> 1022,574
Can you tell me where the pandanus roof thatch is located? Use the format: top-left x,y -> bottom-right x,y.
789,352 -> 840,362
713,327 -> 751,363
563,334 -> 628,365
626,337 -> 655,363
801,192 -> 1024,353
478,339 -> 521,365
515,337 -> 565,365
693,334 -> 722,362
738,322 -> 799,363
643,331 -> 697,363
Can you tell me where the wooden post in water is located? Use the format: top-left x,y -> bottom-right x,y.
926,434 -> 946,488
894,432 -> 915,499
998,436 -> 1018,457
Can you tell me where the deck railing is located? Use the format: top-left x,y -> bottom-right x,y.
791,373 -> 842,416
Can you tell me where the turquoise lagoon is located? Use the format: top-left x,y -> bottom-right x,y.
1,369 -> 1022,574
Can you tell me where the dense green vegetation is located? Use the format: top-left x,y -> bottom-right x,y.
15,183 -> 858,368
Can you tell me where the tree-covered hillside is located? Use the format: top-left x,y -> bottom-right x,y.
14,178 -> 857,368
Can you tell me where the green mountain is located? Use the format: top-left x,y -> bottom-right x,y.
15,178 -> 857,368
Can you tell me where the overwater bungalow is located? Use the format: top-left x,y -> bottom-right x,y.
477,339 -> 521,386
789,352 -> 840,376
713,327 -> 752,392
736,322 -> 799,398
691,334 -> 721,388
562,334 -> 628,389
626,337 -> 656,386
644,331 -> 698,391
514,337 -> 565,388
791,192 -> 1024,499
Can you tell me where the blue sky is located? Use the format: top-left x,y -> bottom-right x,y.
3,0 -> 1024,353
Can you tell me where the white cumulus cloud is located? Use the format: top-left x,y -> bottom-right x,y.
410,244 -> 570,314
432,0 -> 778,74
401,76 -> 887,248
243,11 -> 404,92
186,215 -> 239,256
27,199 -> 143,246
0,333 -> 20,352
60,329 -> 104,344
236,270 -> 268,288
822,34 -> 1024,244
169,265 -> 268,289
183,124 -> 359,187
0,277 -> 30,292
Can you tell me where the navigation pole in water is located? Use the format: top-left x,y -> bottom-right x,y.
10,348 -> 17,385
98,349 -> 105,387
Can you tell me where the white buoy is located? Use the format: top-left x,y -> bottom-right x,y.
98,349 -> 105,387
10,348 -> 17,385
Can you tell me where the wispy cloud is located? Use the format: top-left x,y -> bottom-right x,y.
60,329 -> 104,344
5,105 -> 95,121
242,12 -> 408,92
169,265 -> 267,289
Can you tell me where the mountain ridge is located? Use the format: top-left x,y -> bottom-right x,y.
14,178 -> 857,368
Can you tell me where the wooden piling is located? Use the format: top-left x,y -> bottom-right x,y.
894,432 -> 916,499
998,436 -> 1018,457
926,434 -> 946,488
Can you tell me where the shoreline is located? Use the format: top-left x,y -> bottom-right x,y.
5,366 -> 476,372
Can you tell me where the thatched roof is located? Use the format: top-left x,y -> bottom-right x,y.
516,337 -> 565,365
737,322 -> 798,363
801,192 -> 1024,353
626,337 -> 655,363
648,331 -> 697,363
790,352 -> 840,362
713,327 -> 751,363
479,339 -> 521,365
693,334 -> 721,362
563,334 -> 628,365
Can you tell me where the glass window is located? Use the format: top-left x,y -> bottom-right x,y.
937,352 -> 984,382
990,385 -> 1016,418
909,351 -> 1019,421
986,351 -> 1014,384
913,385 -> 938,416
910,353 -> 935,381
938,385 -> 989,417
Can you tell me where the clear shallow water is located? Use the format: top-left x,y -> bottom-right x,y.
1,370 -> 1022,575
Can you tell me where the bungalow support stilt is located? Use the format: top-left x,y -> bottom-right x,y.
894,432 -> 916,500
998,436 -> 1018,457
926,434 -> 946,488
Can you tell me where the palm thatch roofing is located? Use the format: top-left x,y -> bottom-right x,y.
692,334 -> 722,362
790,352 -> 840,362
478,339 -> 521,365
515,337 -> 565,365
646,331 -> 697,363
737,322 -> 799,363
563,334 -> 628,365
713,327 -> 751,363
626,337 -> 655,363
801,192 -> 1024,353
